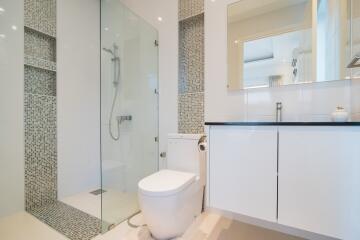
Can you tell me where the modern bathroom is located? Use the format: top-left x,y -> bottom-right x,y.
0,0 -> 359,240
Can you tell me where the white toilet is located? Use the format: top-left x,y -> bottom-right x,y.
138,134 -> 205,240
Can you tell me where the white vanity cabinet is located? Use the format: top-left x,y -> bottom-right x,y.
208,126 -> 278,223
278,126 -> 360,240
208,125 -> 360,239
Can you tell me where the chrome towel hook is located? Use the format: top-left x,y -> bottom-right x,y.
348,55 -> 360,68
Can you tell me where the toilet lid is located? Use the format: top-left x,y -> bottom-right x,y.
138,170 -> 196,197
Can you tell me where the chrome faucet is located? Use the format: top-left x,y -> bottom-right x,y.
276,102 -> 282,122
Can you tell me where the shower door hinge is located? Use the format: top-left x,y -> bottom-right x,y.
154,40 -> 159,47
154,89 -> 159,94
155,137 -> 159,142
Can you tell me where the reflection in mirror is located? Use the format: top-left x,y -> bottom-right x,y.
352,0 -> 360,78
228,0 -> 352,90
316,0 -> 350,83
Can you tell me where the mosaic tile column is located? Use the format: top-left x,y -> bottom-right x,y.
23,2 -> 103,239
178,0 -> 205,134
24,0 -> 57,212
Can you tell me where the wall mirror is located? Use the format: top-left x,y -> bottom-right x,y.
228,0 -> 359,90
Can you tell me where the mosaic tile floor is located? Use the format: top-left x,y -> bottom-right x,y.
29,201 -> 102,240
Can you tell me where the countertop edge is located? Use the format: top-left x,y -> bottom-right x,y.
205,122 -> 360,126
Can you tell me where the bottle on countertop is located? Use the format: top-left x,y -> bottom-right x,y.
331,106 -> 349,122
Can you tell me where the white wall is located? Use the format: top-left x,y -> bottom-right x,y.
352,79 -> 360,121
0,0 -> 25,217
119,0 -> 178,169
57,0 -> 101,199
205,0 -> 352,122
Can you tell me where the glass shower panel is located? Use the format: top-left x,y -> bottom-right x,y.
100,0 -> 159,232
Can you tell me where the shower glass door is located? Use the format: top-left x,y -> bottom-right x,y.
100,0 -> 159,232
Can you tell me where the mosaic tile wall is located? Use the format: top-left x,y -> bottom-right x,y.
25,66 -> 56,96
179,0 -> 204,20
25,28 -> 56,62
24,1 -> 103,239
178,0 -> 205,134
25,93 -> 57,210
179,14 -> 204,94
178,93 -> 205,133
24,0 -> 58,212
24,0 -> 56,37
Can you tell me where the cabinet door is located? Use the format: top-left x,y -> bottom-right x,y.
209,126 -> 278,222
278,127 -> 360,239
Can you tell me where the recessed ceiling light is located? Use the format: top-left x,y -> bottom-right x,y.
0,34 -> 6,39
157,17 -> 163,22
11,25 -> 17,30
104,27 -> 109,31
0,7 -> 5,13
234,40 -> 239,44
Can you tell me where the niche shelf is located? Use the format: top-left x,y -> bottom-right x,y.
25,25 -> 56,39
25,55 -> 56,72
179,12 -> 204,23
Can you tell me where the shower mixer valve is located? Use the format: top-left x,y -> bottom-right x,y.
116,115 -> 132,124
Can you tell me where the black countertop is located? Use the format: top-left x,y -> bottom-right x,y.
205,122 -> 360,126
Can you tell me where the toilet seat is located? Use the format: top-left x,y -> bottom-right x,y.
138,170 -> 196,197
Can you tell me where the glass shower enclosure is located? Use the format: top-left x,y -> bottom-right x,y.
100,0 -> 159,232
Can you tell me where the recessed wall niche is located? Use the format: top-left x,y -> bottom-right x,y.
23,0 -> 102,239
24,0 -> 58,211
178,0 -> 205,134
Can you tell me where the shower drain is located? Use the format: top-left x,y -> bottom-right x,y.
89,189 -> 106,195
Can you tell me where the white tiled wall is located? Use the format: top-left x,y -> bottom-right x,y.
351,79 -> 360,121
220,80 -> 352,122
0,0 -> 25,217
245,80 -> 352,122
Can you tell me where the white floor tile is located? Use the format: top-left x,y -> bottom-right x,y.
0,212 -> 68,240
61,189 -> 139,225
0,211 -> 307,240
